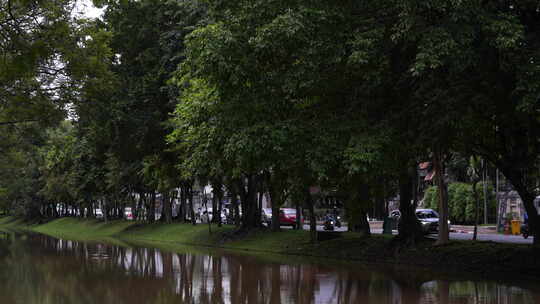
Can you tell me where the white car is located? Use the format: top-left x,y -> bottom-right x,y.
261,208 -> 272,225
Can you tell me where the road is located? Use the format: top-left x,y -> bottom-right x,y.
442,231 -> 533,244
297,224 -> 534,244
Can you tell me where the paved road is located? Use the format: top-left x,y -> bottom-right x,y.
297,224 -> 533,244
445,231 -> 533,244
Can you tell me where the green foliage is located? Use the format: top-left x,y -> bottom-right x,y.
423,182 -> 497,224
171,0 -> 350,191
0,0 -> 115,128
40,122 -> 78,204
2,0 -> 540,242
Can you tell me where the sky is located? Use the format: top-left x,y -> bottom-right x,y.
74,0 -> 104,19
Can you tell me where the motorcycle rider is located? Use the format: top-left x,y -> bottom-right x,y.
324,210 -> 334,222
323,210 -> 335,230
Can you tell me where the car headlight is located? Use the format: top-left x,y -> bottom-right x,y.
330,221 -> 334,224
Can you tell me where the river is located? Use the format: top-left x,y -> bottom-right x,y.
0,231 -> 538,303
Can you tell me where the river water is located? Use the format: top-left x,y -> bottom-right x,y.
0,231 -> 538,304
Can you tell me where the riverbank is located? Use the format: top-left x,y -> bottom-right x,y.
1,216 -> 539,280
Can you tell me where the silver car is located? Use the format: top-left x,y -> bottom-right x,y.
416,209 -> 451,234
416,209 -> 440,234
389,209 -> 451,234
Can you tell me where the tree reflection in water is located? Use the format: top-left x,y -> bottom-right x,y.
0,232 -> 537,304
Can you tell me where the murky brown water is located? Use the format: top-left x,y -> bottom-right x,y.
0,231 -> 538,304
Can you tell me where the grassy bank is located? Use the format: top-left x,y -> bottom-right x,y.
0,216 -> 26,228
1,216 -> 539,280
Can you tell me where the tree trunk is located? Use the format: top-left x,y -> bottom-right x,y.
433,148 -> 450,245
231,190 -> 240,227
148,192 -> 156,223
214,182 -> 223,227
130,191 -> 137,220
345,180 -> 371,236
374,188 -> 386,221
179,185 -> 186,222
162,191 -> 172,223
137,192 -> 146,221
306,188 -> 317,243
187,184 -> 196,225
397,165 -> 423,244
211,185 -> 218,224
266,170 -> 289,232
239,175 -> 259,230
295,199 -> 302,230
482,163 -> 488,225
268,181 -> 282,232
472,180 -> 480,241
358,209 -> 371,236
103,200 -> 109,222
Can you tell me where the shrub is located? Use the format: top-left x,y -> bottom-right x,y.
421,182 -> 496,225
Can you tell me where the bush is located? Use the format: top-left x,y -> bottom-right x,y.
422,182 -> 496,225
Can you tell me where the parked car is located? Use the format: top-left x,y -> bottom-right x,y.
415,209 -> 440,234
261,208 -> 272,225
95,208 -> 103,219
388,208 -> 451,234
279,208 -> 302,229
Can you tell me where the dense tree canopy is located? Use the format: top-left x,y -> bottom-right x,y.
1,0 -> 540,248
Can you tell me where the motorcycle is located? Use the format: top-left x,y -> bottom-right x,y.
323,217 -> 335,231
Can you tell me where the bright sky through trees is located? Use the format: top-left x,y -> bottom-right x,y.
74,0 -> 103,19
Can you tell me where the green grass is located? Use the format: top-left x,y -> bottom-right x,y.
226,229 -> 309,252
0,216 -> 25,228
31,218 -> 137,241
120,222 -> 235,246
0,216 -> 390,259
